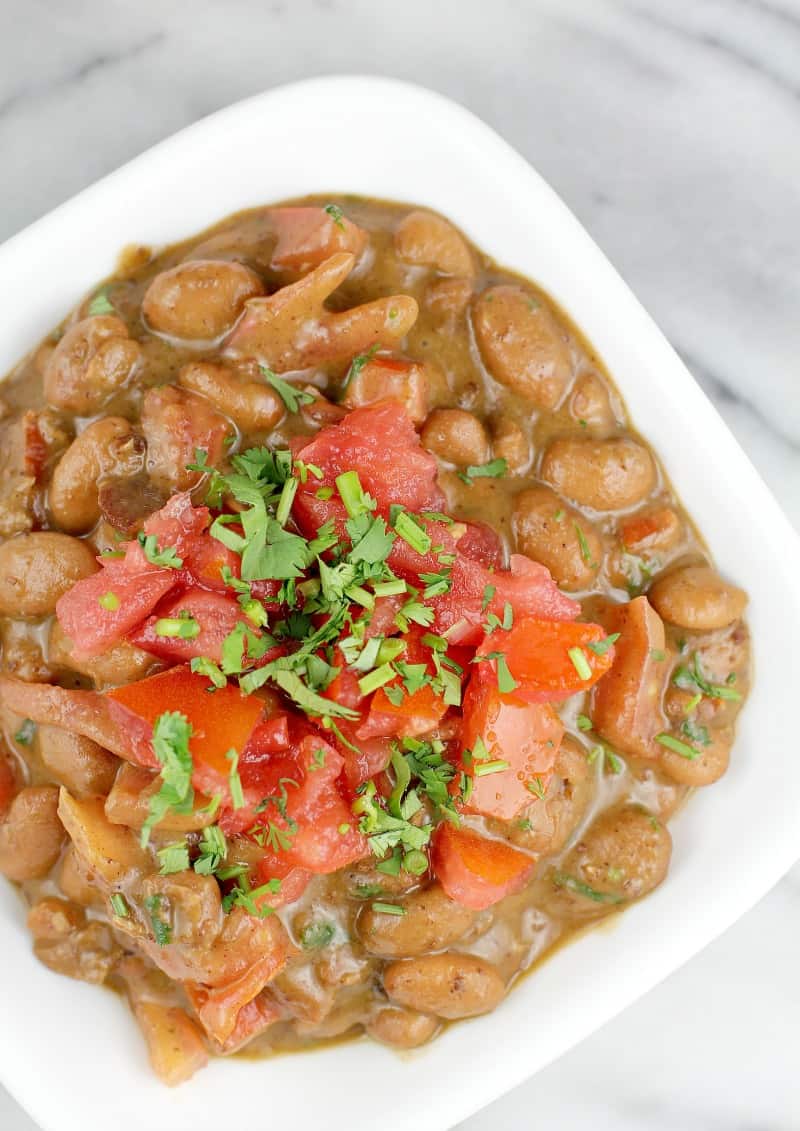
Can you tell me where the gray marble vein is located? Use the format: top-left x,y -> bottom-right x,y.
0,1 -> 798,1128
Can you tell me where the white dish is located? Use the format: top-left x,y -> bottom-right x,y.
1,76 -> 798,1131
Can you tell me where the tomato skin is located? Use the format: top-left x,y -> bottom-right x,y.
106,664 -> 264,792
432,553 -> 579,646
460,670 -> 564,819
477,616 -> 615,703
433,823 -> 534,910
131,588 -> 253,664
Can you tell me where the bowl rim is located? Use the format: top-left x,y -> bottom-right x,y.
1,74 -> 799,1131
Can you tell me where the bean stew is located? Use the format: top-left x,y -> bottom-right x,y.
0,197 -> 750,1083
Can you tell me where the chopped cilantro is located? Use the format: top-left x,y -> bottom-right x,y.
87,287 -> 115,316
144,894 -> 172,946
656,732 -> 700,760
458,457 -> 507,485
586,633 -> 620,656
324,202 -> 346,229
261,366 -> 315,413
140,712 -> 194,847
137,532 -> 183,569
299,920 -> 336,949
157,841 -> 190,875
13,719 -> 36,746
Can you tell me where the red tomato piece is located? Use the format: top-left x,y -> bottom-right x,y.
360,683 -> 448,740
293,401 -> 445,540
182,534 -> 242,592
432,553 -> 579,645
141,492 -> 211,554
477,616 -> 615,703
106,665 -> 264,796
433,823 -> 534,910
269,206 -> 368,272
131,588 -> 254,664
223,736 -> 368,874
460,670 -> 564,819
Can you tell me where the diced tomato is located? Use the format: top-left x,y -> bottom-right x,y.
182,534 -> 242,592
245,714 -> 291,756
293,401 -> 445,540
455,521 -> 504,569
216,992 -> 283,1054
106,665 -> 265,797
222,736 -> 367,873
477,616 -> 615,703
141,492 -> 211,554
269,206 -> 368,272
328,722 -> 393,791
56,558 -> 176,660
460,669 -> 564,819
342,356 -> 429,426
0,754 -> 16,816
361,683 -> 448,740
432,553 -> 580,645
131,588 -> 254,664
433,823 -> 534,910
251,856 -> 312,909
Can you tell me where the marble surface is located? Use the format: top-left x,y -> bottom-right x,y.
1,0 -> 798,1128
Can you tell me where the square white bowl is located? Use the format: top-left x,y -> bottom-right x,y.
1,76 -> 798,1131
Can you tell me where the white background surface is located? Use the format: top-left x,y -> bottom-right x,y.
0,2 -> 798,1128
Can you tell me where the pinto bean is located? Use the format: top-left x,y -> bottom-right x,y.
28,897 -> 120,984
540,436 -> 656,511
657,723 -> 733,787
506,736 -> 593,855
569,371 -> 619,435
649,565 -> 747,631
357,883 -> 477,957
43,316 -> 140,414
473,285 -> 572,408
383,953 -> 505,1019
49,620 -> 159,688
546,805 -> 671,919
141,386 -> 233,494
37,724 -> 118,797
0,785 -> 65,881
0,532 -> 98,618
142,259 -> 264,341
421,409 -> 490,467
424,277 -> 474,327
394,210 -> 474,276
365,1007 -> 439,1049
512,485 -> 602,591
49,417 -> 145,533
491,414 -> 531,474
139,871 -> 223,948
178,360 -> 283,432
0,620 -> 53,683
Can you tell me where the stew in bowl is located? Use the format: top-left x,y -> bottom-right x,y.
0,195 -> 749,1084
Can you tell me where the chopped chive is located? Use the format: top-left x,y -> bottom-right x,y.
13,718 -> 36,745
402,849 -> 428,875
109,893 -> 130,918
394,510 -> 432,555
358,663 -> 397,696
684,692 -> 702,714
576,714 -> 593,732
154,615 -> 200,639
275,476 -> 298,526
568,646 -> 592,681
336,469 -> 369,517
473,759 -> 510,777
655,733 -> 700,760
574,522 -> 595,566
372,901 -> 405,916
650,648 -> 666,662
98,591 -> 120,611
373,578 -> 408,597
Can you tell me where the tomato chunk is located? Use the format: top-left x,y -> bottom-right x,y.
131,588 -> 254,664
269,206 -> 368,272
460,670 -> 564,819
433,823 -> 534,910
477,616 -> 615,703
106,665 -> 264,795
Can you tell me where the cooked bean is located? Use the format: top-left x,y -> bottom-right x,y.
491,414 -> 531,474
139,872 -> 223,948
569,371 -> 619,435
540,436 -> 656,511
365,1007 -> 439,1049
628,764 -> 688,822
43,315 -> 140,414
512,485 -> 602,591
658,724 -> 732,787
0,532 -> 98,617
49,620 -> 159,688
649,565 -> 747,631
49,417 -> 145,533
38,724 -> 118,797
28,897 -> 119,984
383,952 -> 505,1019
142,259 -> 264,341
507,736 -> 593,855
0,619 -> 53,682
0,785 -> 65,880
473,285 -> 572,408
178,360 -> 283,432
547,805 -> 672,919
342,357 -> 432,426
141,386 -> 233,493
357,883 -> 476,957
394,210 -> 474,276
424,277 -> 473,326
421,408 -> 490,467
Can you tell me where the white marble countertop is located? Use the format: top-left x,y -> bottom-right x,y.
1,1 -> 798,1128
